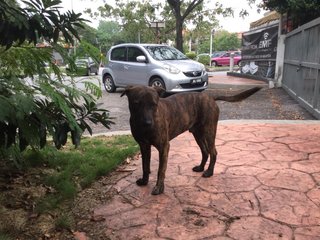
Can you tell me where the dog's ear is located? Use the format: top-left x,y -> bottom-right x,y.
120,90 -> 127,97
120,86 -> 133,97
153,86 -> 166,97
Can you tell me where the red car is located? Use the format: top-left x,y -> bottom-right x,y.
211,51 -> 241,66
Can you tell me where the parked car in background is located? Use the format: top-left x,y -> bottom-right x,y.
102,43 -> 208,93
66,57 -> 99,76
211,51 -> 241,67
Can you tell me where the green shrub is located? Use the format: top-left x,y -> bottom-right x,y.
185,51 -> 196,59
0,1 -> 114,161
197,55 -> 210,66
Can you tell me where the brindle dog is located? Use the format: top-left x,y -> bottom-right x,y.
121,86 -> 261,195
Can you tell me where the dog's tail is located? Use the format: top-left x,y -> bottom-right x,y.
213,87 -> 261,102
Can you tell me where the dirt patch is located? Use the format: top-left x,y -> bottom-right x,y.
0,154 -> 140,240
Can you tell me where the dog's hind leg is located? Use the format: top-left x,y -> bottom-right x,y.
152,143 -> 170,195
191,132 -> 208,173
191,131 -> 217,177
136,143 -> 151,186
203,146 -> 217,177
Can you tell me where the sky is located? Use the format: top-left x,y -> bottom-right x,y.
60,0 -> 266,33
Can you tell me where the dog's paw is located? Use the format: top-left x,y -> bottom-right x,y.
192,165 -> 204,172
136,178 -> 148,186
202,170 -> 213,178
151,184 -> 164,195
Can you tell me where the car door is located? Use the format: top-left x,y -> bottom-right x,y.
88,57 -> 98,73
109,46 -> 128,85
123,47 -> 148,86
220,52 -> 230,65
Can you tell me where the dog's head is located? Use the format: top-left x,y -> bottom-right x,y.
121,85 -> 165,127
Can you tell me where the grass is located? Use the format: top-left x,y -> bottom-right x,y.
0,234 -> 12,240
22,135 -> 139,213
55,213 -> 75,231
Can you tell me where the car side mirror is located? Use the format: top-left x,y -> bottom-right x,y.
136,55 -> 147,63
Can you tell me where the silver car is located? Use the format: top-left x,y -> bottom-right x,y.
102,43 -> 208,93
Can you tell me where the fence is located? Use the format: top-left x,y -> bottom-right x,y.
282,17 -> 320,119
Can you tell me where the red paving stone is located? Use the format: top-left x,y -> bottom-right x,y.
82,121 -> 320,240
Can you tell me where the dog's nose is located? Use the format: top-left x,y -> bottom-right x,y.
143,118 -> 153,126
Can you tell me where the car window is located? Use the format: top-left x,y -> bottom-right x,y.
75,59 -> 88,65
111,47 -> 126,61
144,46 -> 188,61
127,47 -> 145,62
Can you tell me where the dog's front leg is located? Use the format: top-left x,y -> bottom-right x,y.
136,143 -> 151,186
152,143 -> 170,195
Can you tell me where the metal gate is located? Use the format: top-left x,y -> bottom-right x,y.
282,17 -> 320,119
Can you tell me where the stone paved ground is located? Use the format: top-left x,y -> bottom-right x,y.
76,121 -> 320,240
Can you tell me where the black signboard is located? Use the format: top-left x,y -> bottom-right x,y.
241,24 -> 278,78
242,25 -> 278,61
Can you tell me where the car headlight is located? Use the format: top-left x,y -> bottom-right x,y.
162,64 -> 180,74
200,63 -> 205,71
200,63 -> 206,74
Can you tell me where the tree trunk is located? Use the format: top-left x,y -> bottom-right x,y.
167,0 -> 204,51
175,16 -> 184,51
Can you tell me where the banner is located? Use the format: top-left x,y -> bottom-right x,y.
241,24 -> 278,78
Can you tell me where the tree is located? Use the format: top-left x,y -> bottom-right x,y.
96,21 -> 122,53
0,0 -> 83,48
94,1 -> 160,44
213,30 -> 241,51
87,0 -> 228,51
76,23 -> 99,47
0,0 -> 113,158
166,0 -> 206,51
259,0 -> 320,27
76,40 -> 101,63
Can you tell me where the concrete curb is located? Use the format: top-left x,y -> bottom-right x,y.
84,130 -> 132,138
219,119 -> 320,125
84,120 -> 320,138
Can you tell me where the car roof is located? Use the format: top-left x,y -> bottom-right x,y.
112,43 -> 171,48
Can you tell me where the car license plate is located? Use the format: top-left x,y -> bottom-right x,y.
191,78 -> 202,84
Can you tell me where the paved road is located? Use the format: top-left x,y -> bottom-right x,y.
88,86 -> 315,135
77,73 -> 315,135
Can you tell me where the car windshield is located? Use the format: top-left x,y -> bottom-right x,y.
144,46 -> 188,61
212,52 -> 225,58
75,59 -> 88,64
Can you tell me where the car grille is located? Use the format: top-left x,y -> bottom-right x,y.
183,71 -> 202,77
180,82 -> 207,89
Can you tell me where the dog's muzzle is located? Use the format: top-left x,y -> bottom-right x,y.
143,118 -> 153,127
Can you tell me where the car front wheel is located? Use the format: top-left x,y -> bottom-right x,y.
211,61 -> 217,67
103,74 -> 116,93
150,77 -> 166,90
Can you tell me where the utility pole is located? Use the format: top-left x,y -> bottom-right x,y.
209,28 -> 215,66
150,22 -> 165,44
